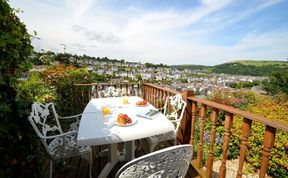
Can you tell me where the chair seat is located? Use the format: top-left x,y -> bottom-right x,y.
116,144 -> 193,178
47,134 -> 91,159
146,131 -> 176,144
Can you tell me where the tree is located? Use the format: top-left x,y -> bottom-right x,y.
135,74 -> 142,81
0,0 -> 37,177
264,71 -> 288,95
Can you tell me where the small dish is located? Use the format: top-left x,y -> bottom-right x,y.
116,117 -> 138,127
135,104 -> 148,107
135,100 -> 148,107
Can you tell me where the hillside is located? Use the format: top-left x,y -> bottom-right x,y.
212,60 -> 288,76
173,60 -> 288,76
227,60 -> 288,66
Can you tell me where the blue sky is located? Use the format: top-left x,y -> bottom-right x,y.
9,0 -> 288,65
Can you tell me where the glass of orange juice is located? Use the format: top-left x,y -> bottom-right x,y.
102,106 -> 111,116
122,98 -> 129,104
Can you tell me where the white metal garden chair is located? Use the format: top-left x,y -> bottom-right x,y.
28,102 -> 92,178
115,144 -> 193,178
145,93 -> 187,152
98,86 -> 127,98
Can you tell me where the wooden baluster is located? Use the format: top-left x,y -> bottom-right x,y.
159,90 -> 163,109
167,93 -> 171,114
138,83 -> 144,96
88,86 -> 91,99
125,83 -> 129,96
143,84 -> 146,99
152,87 -> 155,106
218,112 -> 234,178
189,101 -> 197,146
96,84 -> 99,98
152,87 -> 154,105
156,89 -> 159,108
153,87 -> 157,106
132,84 -> 135,96
196,104 -> 207,168
146,85 -> 149,101
259,126 -> 276,178
146,85 -> 150,101
154,88 -> 157,107
138,83 -> 141,97
81,86 -> 84,104
237,118 -> 252,178
206,108 -> 219,178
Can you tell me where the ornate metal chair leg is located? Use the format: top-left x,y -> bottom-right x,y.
89,151 -> 92,178
49,159 -> 53,178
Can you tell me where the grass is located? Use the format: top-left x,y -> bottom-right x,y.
228,60 -> 288,66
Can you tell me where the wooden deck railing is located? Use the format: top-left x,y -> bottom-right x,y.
142,83 -> 288,178
73,82 -> 142,113
74,82 -> 288,178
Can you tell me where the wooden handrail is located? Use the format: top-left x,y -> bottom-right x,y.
189,96 -> 288,132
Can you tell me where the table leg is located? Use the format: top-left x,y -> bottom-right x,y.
124,140 -> 135,161
98,144 -> 118,178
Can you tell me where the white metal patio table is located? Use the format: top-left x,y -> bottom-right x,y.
77,96 -> 175,178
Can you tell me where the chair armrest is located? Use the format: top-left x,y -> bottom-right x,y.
39,130 -> 78,139
58,113 -> 82,119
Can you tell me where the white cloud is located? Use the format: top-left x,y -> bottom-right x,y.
10,0 -> 287,65
65,0 -> 95,22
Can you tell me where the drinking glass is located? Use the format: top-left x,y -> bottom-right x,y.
122,98 -> 129,104
102,106 -> 111,116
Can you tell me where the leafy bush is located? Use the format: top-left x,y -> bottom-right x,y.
39,64 -> 107,115
0,0 -> 41,177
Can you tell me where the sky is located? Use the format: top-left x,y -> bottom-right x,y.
9,0 -> 288,65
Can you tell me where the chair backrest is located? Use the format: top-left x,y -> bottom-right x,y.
98,86 -> 124,98
28,102 -> 63,151
163,93 -> 187,133
115,144 -> 193,178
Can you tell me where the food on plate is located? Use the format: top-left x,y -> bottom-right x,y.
117,113 -> 132,125
136,100 -> 147,106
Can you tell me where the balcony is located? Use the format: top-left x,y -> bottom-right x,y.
44,82 -> 287,178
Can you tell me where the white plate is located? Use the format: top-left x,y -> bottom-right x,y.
115,117 -> 138,127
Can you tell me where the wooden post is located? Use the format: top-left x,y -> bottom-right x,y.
218,112 -> 234,178
237,118 -> 252,178
196,104 -> 207,168
206,108 -> 219,178
189,101 -> 197,146
259,126 -> 276,178
180,90 -> 194,144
